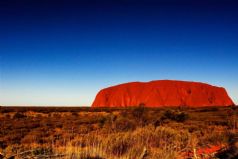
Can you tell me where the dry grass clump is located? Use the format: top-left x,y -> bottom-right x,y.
53,125 -> 191,159
0,106 -> 237,158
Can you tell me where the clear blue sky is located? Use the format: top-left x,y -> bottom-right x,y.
0,0 -> 238,106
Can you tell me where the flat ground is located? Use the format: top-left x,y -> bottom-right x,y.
0,106 -> 237,159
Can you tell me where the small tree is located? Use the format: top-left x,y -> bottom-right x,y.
132,103 -> 147,126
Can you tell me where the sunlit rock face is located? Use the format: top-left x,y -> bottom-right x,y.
92,80 -> 234,107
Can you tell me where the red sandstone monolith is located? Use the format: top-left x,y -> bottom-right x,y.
92,80 -> 234,107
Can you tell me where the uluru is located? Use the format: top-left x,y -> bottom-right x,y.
92,80 -> 234,107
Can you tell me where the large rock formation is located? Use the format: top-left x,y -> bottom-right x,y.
92,80 -> 234,107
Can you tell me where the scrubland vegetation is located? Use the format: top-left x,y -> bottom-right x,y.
0,106 -> 238,159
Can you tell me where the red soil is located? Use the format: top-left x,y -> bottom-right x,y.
181,145 -> 224,158
92,80 -> 234,107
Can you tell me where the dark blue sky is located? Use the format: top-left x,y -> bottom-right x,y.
0,0 -> 238,106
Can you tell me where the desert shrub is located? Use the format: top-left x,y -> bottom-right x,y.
13,112 -> 26,119
153,119 -> 161,127
4,114 -> 11,119
78,124 -> 93,134
71,112 -> 78,116
21,134 -> 39,144
106,114 -> 117,124
80,156 -> 104,159
55,122 -> 63,128
175,112 -> 189,122
32,147 -> 53,156
99,114 -> 117,132
28,122 -> 40,129
188,125 -> 200,133
197,128 -> 234,146
35,114 -> 43,118
109,137 -> 131,156
131,103 -> 148,126
161,110 -> 189,122
6,133 -> 25,145
0,108 -> 10,113
0,141 -> 7,149
132,103 -> 146,119
98,116 -> 107,128
227,112 -> 238,130
210,121 -> 229,126
114,117 -> 137,131
202,132 -> 226,145
230,105 -> 238,111
52,113 -> 61,118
